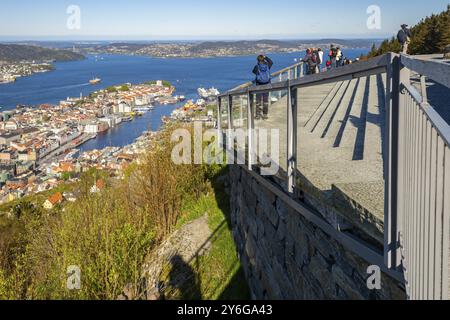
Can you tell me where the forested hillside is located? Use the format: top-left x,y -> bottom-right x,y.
366,5 -> 450,57
0,44 -> 85,63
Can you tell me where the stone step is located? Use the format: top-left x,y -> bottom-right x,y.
334,77 -> 368,160
311,80 -> 352,138
301,82 -> 342,129
363,74 -> 385,162
306,81 -> 346,133
322,78 -> 359,144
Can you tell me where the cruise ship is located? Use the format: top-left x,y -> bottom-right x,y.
89,78 -> 101,85
197,87 -> 220,100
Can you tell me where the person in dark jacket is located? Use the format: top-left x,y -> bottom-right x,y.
397,24 -> 412,54
252,55 -> 273,120
302,48 -> 318,75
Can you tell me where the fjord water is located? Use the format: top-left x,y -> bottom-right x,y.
0,49 -> 369,151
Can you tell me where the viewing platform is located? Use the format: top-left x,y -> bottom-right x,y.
218,53 -> 450,300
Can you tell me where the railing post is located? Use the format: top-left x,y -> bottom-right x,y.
247,90 -> 254,171
287,82 -> 297,194
420,75 -> 428,104
226,95 -> 233,165
228,95 -> 233,129
385,53 -> 402,271
217,97 -> 222,147
300,64 -> 304,78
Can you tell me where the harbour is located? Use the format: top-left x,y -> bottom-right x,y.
0,50 -> 369,152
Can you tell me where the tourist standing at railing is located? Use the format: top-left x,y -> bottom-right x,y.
303,48 -> 318,75
336,47 -> 343,67
252,55 -> 273,120
397,24 -> 412,54
328,44 -> 338,69
317,48 -> 324,73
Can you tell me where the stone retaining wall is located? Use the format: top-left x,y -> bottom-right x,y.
229,165 -> 406,300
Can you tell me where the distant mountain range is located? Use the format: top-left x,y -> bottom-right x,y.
0,39 -> 381,60
0,44 -> 85,63
72,39 -> 381,58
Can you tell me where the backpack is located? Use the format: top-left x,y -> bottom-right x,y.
256,63 -> 271,84
397,30 -> 407,43
329,48 -> 337,58
311,52 -> 318,64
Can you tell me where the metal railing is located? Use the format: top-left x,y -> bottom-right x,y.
230,61 -> 306,91
216,52 -> 450,300
388,54 -> 450,300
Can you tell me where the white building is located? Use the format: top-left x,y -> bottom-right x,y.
84,123 -> 99,134
118,101 -> 132,113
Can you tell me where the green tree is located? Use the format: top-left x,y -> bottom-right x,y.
119,85 -> 130,92
365,5 -> 450,57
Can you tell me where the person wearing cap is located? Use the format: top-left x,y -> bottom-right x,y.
397,24 -> 412,54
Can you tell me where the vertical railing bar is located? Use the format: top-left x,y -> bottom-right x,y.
407,93 -> 412,285
247,91 -> 254,171
403,91 -> 409,292
409,96 -> 416,299
418,112 -> 426,299
423,119 -> 431,300
228,94 -> 233,129
435,139 -> 444,299
413,91 -> 420,299
429,128 -> 438,299
407,93 -> 413,298
226,94 -> 233,165
384,53 -> 398,269
287,83 -> 296,194
416,95 -> 423,299
442,146 -> 450,300
217,97 -> 222,146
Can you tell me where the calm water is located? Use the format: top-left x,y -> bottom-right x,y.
0,49 -> 369,151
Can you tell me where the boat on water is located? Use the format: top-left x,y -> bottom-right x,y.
65,149 -> 80,160
198,87 -> 220,100
133,105 -> 155,113
89,78 -> 101,85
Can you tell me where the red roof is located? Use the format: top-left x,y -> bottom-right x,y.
47,192 -> 63,205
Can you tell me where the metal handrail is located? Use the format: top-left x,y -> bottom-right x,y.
229,61 -> 305,92
220,54 -> 388,97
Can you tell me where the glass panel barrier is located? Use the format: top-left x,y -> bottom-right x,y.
230,94 -> 248,165
252,89 -> 288,190
295,75 -> 387,244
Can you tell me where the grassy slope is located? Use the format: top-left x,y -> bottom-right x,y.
174,173 -> 250,300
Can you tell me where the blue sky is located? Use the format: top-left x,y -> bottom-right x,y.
0,0 -> 448,40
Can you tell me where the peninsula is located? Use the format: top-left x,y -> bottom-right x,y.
0,44 -> 85,83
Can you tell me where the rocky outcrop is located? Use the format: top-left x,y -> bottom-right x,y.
118,215 -> 212,300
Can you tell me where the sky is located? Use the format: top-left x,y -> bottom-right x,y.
0,0 -> 448,40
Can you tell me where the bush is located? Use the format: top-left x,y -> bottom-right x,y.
0,124 -> 211,299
